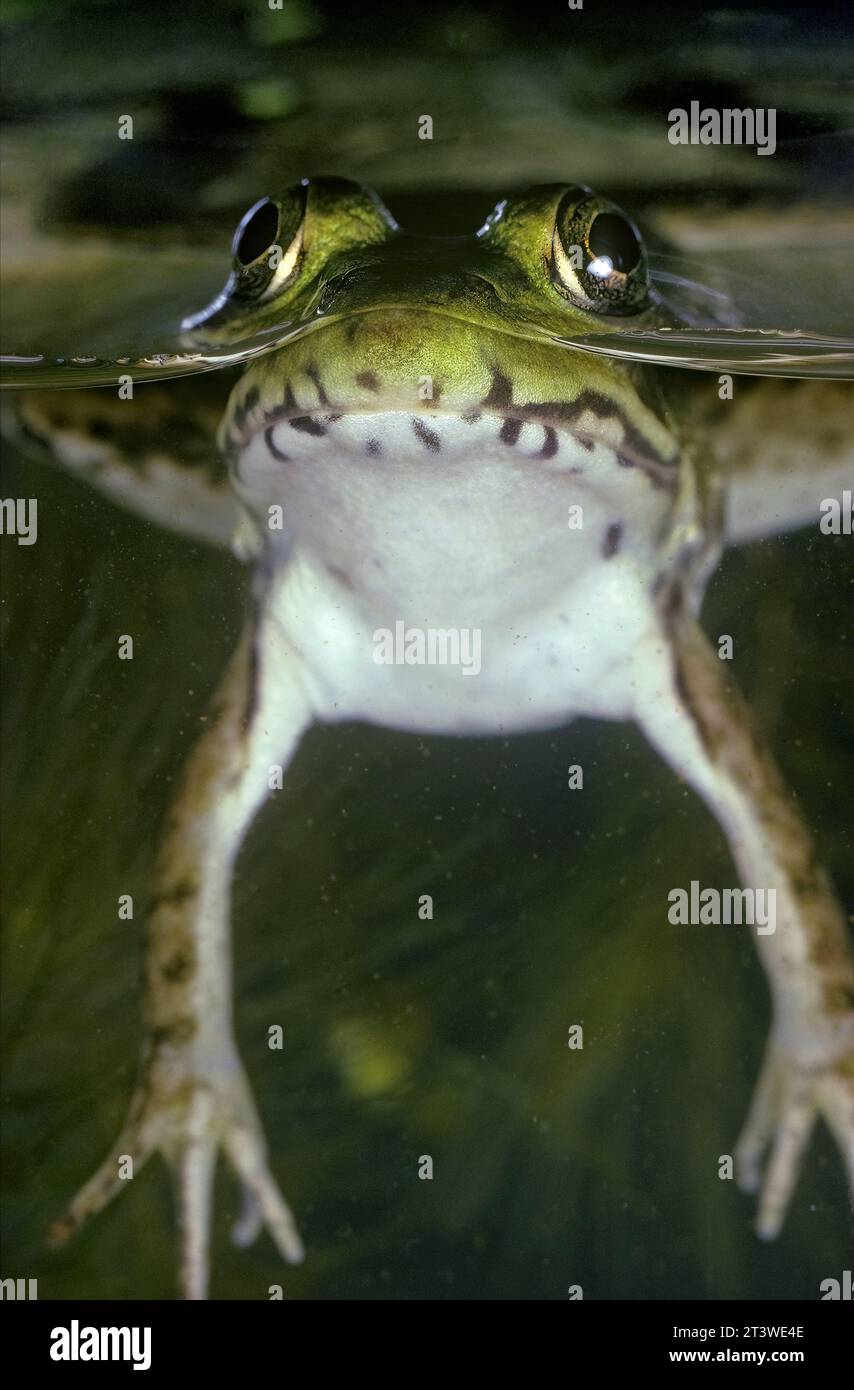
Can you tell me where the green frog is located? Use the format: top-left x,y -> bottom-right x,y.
8,177 -> 854,1299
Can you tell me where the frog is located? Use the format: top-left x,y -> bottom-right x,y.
5,176 -> 853,1299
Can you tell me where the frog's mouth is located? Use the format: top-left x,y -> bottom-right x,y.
229,395 -> 679,496
222,308 -> 680,488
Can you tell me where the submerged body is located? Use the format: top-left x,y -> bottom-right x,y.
7,177 -> 854,1297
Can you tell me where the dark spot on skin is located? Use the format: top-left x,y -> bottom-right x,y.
265,426 -> 290,462
538,426 -> 558,459
430,381 -> 443,404
160,951 -> 195,984
325,413 -> 343,423
461,410 -> 481,423
499,417 -> 522,446
89,419 -> 112,440
356,370 -> 381,392
151,1018 -> 197,1046
365,438 -> 383,457
327,563 -> 355,591
305,365 -> 329,406
577,436 -> 594,453
290,415 -> 326,436
482,367 -> 513,411
412,417 -> 441,452
149,880 -> 197,911
52,414 -> 68,428
602,522 -> 623,559
345,319 -> 360,345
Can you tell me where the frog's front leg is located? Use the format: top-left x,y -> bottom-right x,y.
49,584 -> 313,1298
634,595 -> 854,1235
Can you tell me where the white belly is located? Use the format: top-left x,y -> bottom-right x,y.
236,409 -> 677,734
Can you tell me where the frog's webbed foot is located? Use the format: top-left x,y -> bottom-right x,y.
50,1046 -> 304,1299
735,1037 -> 854,1239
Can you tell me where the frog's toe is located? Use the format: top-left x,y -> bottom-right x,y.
231,1185 -> 263,1248
752,1081 -> 815,1239
735,1041 -> 854,1239
172,1092 -> 219,1300
734,1044 -> 780,1196
224,1123 -> 304,1265
48,1105 -> 162,1247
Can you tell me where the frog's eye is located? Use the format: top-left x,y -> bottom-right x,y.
551,192 -> 649,315
229,186 -> 306,304
234,197 -> 280,266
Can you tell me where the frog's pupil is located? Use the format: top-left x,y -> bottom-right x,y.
588,212 -> 640,274
235,199 -> 279,266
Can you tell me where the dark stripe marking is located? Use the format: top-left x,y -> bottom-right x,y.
499,417 -> 522,446
305,365 -> 330,406
290,415 -> 326,436
538,426 -> 558,459
482,366 -> 513,411
480,366 -> 675,485
412,417 -> 441,452
149,880 -> 197,911
264,426 -> 290,462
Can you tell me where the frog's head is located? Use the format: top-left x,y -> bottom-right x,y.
184,177 -> 678,485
